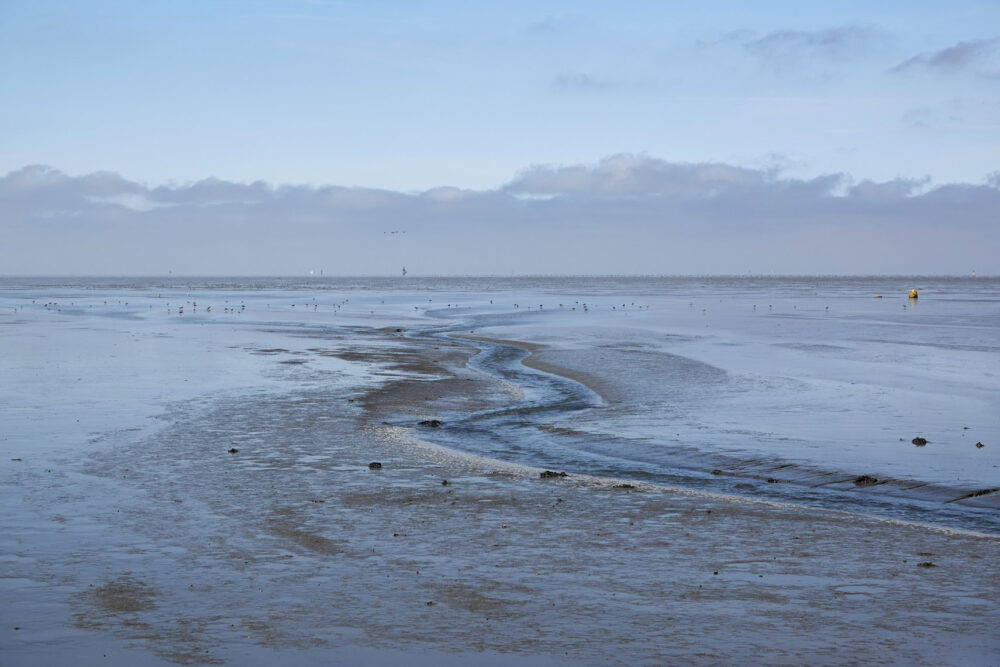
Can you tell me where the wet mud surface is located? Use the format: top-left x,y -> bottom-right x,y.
3,284 -> 999,665
3,330 -> 996,665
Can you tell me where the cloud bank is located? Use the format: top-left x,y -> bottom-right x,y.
2,157 -> 997,275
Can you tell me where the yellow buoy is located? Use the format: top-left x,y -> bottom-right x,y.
908,289 -> 918,299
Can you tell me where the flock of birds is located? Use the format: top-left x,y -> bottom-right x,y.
11,295 -> 664,317
7,295 -> 859,318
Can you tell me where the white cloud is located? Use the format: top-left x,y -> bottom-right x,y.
505,154 -> 768,197
847,177 -> 931,201
2,158 -> 997,275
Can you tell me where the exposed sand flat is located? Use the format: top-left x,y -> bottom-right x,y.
2,276 -> 998,666
5,327 -> 997,666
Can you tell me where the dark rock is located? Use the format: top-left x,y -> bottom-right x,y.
368,462 -> 382,470
441,480 -> 449,486
540,470 -> 568,479
916,561 -> 936,568
853,475 -> 879,487
710,469 -> 723,475
418,419 -> 443,428
912,437 -> 928,446
766,478 -> 779,484
612,484 -> 635,489
227,447 -> 239,454
976,441 -> 984,448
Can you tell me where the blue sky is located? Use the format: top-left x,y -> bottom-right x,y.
1,1 -> 998,274
3,0 -> 998,189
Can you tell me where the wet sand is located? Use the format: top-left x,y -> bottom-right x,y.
4,327 -> 999,665
458,332 -> 1000,515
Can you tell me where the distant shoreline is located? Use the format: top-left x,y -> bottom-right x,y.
0,273 -> 993,280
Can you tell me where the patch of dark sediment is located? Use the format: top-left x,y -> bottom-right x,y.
352,336 -> 519,421
73,575 -> 228,665
266,506 -> 345,556
318,344 -> 458,377
79,574 -> 158,617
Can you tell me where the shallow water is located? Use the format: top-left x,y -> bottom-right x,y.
2,275 -> 998,534
3,276 -> 1000,664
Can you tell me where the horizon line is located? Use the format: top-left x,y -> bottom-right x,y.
0,273 -> 991,280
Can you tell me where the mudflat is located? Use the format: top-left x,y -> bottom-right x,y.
3,277 -> 998,665
4,329 -> 995,666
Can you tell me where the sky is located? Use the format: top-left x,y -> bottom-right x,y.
1,0 -> 998,275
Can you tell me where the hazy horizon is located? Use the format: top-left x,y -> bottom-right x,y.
1,271 -> 992,279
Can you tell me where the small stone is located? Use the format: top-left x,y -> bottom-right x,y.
227,447 -> 239,454
441,480 -> 449,486
418,419 -> 442,428
766,478 -> 779,484
912,437 -> 928,446
540,470 -> 568,479
853,475 -> 879,487
917,561 -> 936,568
368,462 -> 382,470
